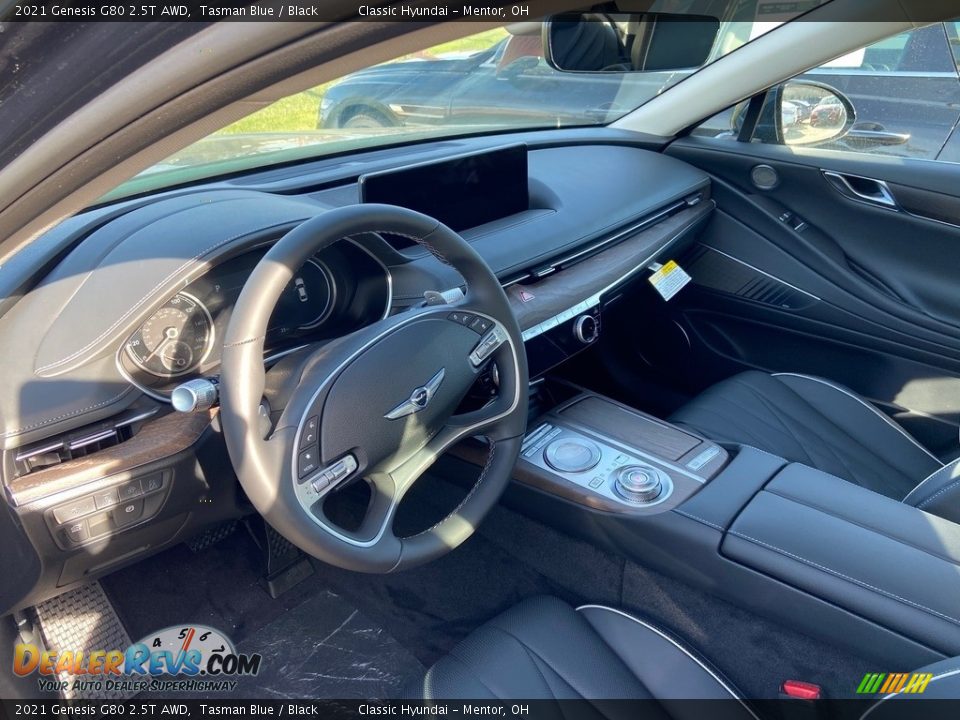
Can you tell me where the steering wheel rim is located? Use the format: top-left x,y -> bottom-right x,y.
219,204 -> 528,573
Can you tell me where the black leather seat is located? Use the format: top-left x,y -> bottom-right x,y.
414,596 -> 753,710
416,597 -> 960,706
669,371 -> 955,504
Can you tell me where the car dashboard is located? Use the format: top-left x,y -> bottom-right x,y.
0,136 -> 713,613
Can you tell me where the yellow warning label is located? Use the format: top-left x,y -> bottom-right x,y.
648,260 -> 691,301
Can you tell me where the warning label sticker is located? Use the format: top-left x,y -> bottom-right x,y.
648,260 -> 691,301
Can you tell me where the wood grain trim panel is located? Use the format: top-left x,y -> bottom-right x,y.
506,201 -> 713,331
561,396 -> 699,461
8,410 -> 215,506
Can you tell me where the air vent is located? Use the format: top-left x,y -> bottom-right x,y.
12,408 -> 156,476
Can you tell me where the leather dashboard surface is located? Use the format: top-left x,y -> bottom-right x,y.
0,142 -> 709,447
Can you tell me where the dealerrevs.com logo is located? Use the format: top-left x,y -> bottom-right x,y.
14,625 -> 261,695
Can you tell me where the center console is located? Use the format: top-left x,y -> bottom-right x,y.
448,379 -> 960,671
513,392 -> 728,514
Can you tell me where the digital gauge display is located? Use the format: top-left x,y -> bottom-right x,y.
125,292 -> 214,378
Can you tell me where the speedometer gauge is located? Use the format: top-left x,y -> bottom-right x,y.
125,292 -> 214,378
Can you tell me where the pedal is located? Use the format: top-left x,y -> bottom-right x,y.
185,519 -> 238,553
30,582 -> 134,700
244,517 -> 314,599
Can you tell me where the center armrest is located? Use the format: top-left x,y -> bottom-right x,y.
723,463 -> 960,656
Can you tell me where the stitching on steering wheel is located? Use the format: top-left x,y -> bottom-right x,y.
405,438 -> 497,540
223,335 -> 267,349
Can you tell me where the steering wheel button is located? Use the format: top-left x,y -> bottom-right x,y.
311,473 -> 333,494
334,454 -> 358,479
469,326 -> 507,366
301,416 -> 319,448
298,446 -> 319,479
469,316 -> 492,333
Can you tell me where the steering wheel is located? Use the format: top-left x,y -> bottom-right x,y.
219,204 -> 528,573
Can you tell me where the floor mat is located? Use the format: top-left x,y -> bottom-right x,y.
236,591 -> 423,699
100,514 -> 566,696
31,581 -> 134,701
101,472 -> 874,700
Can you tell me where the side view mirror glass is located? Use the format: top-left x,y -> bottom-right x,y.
778,80 -> 856,147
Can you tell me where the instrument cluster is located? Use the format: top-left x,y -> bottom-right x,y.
119,240 -> 390,398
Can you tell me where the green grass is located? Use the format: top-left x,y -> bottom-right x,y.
216,28 -> 508,135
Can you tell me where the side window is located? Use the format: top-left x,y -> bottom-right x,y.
694,23 -> 960,161
949,22 -> 960,70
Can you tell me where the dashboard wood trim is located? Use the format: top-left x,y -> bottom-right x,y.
8,410 -> 215,507
506,201 -> 714,332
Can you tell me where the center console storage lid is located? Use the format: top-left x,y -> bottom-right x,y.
722,463 -> 960,656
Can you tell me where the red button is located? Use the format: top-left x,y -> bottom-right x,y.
781,680 -> 822,700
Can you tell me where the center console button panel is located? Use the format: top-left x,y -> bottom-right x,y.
513,392 -> 728,515
522,425 -> 676,508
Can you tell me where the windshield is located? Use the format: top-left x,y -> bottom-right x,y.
108,2 -> 825,200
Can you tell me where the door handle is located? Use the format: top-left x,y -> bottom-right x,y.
844,128 -> 911,148
822,171 -> 899,209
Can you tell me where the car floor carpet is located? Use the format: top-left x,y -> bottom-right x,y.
102,470 -> 872,700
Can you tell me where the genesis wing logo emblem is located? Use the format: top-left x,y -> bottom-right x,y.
384,368 -> 445,420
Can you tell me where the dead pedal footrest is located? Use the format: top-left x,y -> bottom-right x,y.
185,519 -> 238,553
31,581 -> 135,700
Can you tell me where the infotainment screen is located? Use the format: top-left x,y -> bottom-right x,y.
358,145 -> 529,232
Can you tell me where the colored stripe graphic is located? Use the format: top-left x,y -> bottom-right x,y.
879,673 -> 908,693
904,673 -> 933,694
857,673 -> 886,694
856,672 -> 933,694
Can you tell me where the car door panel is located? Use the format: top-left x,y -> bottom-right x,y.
657,137 -> 960,454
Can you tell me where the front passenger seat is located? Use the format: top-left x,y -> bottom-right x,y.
414,595 -> 755,712
414,596 -> 960,706
669,372 -> 960,519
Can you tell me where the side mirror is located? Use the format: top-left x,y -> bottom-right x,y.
776,80 -> 856,147
543,10 -> 719,73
